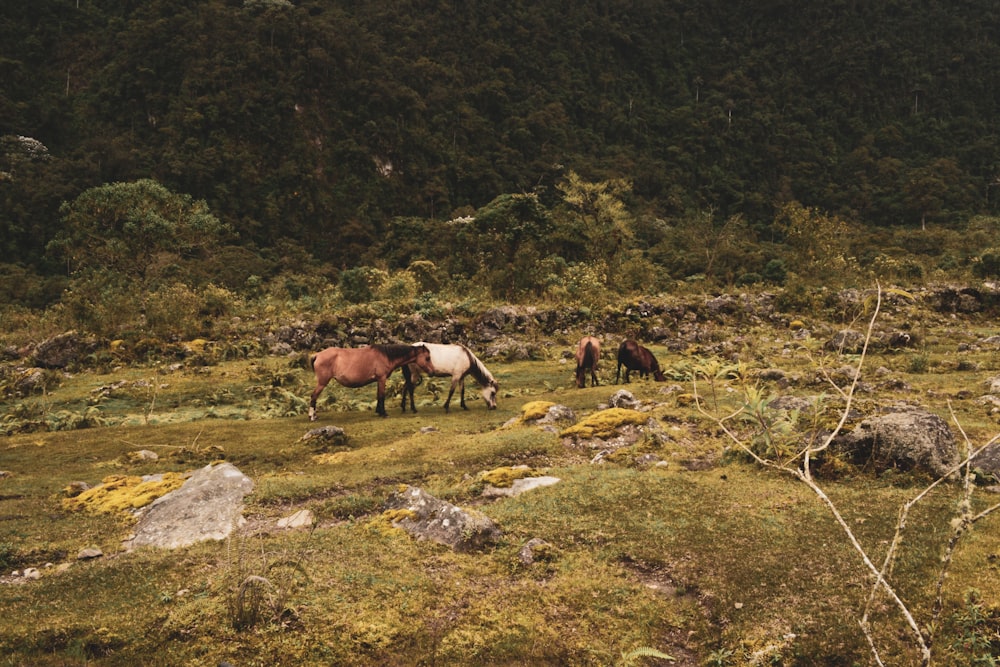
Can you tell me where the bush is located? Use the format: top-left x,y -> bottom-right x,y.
338,266 -> 387,304
973,248 -> 1000,278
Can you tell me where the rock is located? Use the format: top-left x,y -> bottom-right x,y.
482,476 -> 561,498
77,547 -> 103,560
298,425 -> 348,449
276,509 -> 315,530
125,462 -> 253,550
22,567 -> 41,580
825,329 -> 866,354
535,404 -> 576,425
384,485 -> 501,552
608,390 -> 639,409
519,538 -> 556,565
834,404 -> 960,478
971,442 -> 1000,478
64,481 -> 90,497
32,331 -> 101,369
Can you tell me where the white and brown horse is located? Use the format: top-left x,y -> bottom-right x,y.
308,343 -> 433,420
401,342 -> 499,413
574,335 -> 601,388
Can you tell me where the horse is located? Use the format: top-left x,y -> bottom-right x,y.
574,335 -> 601,388
400,342 -> 499,413
308,343 -> 434,420
615,339 -> 666,383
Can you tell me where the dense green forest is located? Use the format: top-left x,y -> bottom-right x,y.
2,0 -> 1000,315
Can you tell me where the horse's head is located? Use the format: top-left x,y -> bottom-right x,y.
413,344 -> 435,374
481,380 -> 499,409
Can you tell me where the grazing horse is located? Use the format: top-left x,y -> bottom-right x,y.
575,336 -> 601,388
616,339 -> 666,383
401,342 -> 499,413
308,344 -> 433,420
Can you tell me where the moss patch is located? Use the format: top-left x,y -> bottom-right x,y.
62,472 -> 186,515
520,400 -> 556,421
560,407 -> 649,439
478,466 -> 540,488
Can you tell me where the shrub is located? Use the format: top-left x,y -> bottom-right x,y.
973,248 -> 1000,278
338,266 -> 387,304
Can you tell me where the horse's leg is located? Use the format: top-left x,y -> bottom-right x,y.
443,379 -> 459,413
376,376 -> 388,417
590,366 -> 599,386
459,376 -> 468,410
616,361 -> 622,384
309,381 -> 328,421
400,366 -> 416,413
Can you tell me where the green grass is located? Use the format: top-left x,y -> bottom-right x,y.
2,326 -> 1000,665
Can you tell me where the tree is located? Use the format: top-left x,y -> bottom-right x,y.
554,171 -> 636,286
47,179 -> 233,282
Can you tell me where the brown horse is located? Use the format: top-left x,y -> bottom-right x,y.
308,344 -> 434,420
616,339 -> 666,383
574,336 -> 601,388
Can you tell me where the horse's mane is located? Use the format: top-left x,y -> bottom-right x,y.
461,345 -> 496,387
375,343 -> 421,362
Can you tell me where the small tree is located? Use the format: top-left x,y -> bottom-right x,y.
48,179 -> 233,282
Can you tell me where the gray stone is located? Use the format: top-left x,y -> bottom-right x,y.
299,425 -> 348,449
126,462 -> 253,550
77,547 -> 103,560
385,485 -> 500,552
482,476 -> 561,498
519,538 -> 555,565
276,509 -> 315,530
834,405 -> 960,478
608,390 -> 639,409
32,331 -> 101,369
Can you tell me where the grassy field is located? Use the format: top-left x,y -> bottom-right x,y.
2,313 -> 1000,665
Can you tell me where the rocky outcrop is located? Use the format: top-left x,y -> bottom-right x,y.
834,404 -> 959,478
383,485 -> 500,552
125,462 -> 254,550
32,331 -> 102,369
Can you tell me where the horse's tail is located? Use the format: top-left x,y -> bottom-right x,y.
308,352 -> 317,371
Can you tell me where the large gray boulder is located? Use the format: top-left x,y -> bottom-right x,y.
32,331 -> 101,369
384,485 -> 500,552
125,462 -> 254,550
834,405 -> 959,478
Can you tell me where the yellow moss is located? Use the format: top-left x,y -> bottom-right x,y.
109,339 -> 125,352
520,401 -> 556,421
789,319 -> 806,330
311,452 -> 349,465
675,393 -> 697,407
479,466 -> 539,488
559,407 -> 648,439
183,338 -> 210,353
62,472 -> 186,515
365,509 -> 417,537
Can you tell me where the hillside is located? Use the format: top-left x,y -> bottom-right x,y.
2,0 -> 1000,275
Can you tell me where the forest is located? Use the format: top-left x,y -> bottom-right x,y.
2,0 -> 1000,320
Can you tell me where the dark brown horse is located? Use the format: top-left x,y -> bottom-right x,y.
574,336 -> 601,388
616,339 -> 666,383
308,344 -> 434,420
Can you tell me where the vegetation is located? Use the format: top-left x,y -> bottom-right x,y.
2,284 -> 1000,665
3,2 -> 1000,664
2,1 -> 1000,309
